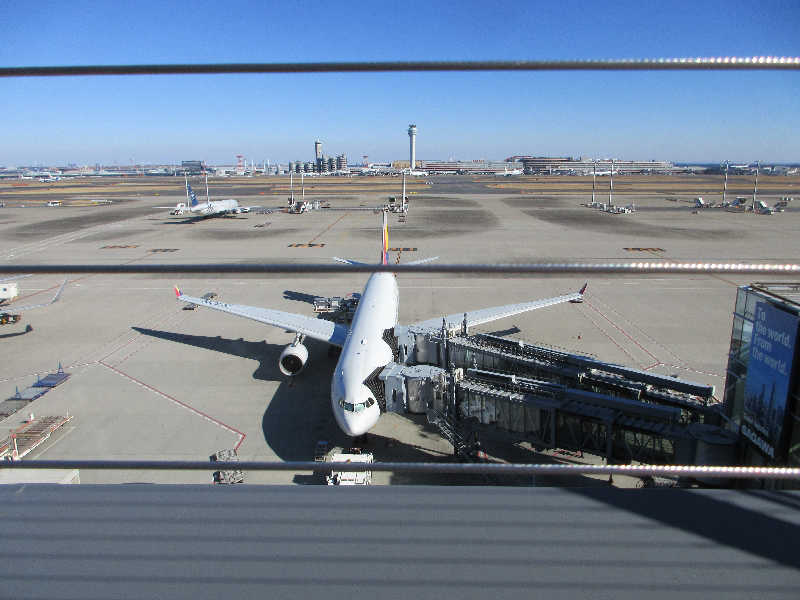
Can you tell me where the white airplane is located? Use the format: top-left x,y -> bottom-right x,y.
495,167 -> 523,176
173,214 -> 587,437
694,197 -> 715,208
755,200 -> 775,215
158,176 -> 249,217
184,176 -> 244,216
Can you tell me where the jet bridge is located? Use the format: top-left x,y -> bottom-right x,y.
382,327 -> 734,466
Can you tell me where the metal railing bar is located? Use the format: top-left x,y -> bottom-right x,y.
1,58 -> 799,78
3,460 -> 800,479
0,262 -> 798,276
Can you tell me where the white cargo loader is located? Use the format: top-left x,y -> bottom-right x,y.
326,451 -> 373,485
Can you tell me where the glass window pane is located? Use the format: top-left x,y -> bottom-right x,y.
738,320 -> 753,362
732,316 -> 743,343
787,415 -> 800,466
744,291 -> 757,321
735,288 -> 747,316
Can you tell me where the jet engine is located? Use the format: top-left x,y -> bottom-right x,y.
279,342 -> 308,376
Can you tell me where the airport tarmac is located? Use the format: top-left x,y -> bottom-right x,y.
1,178 -> 798,485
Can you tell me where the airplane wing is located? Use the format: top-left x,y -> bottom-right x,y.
404,256 -> 439,266
411,284 -> 587,331
332,257 -> 370,266
0,274 -> 32,284
333,256 -> 439,266
4,279 -> 67,313
174,287 -> 348,347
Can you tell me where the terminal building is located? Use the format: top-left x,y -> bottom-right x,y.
508,156 -> 674,174
723,283 -> 800,479
420,160 -> 524,174
179,160 -> 205,175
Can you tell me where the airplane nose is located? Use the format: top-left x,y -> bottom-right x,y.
333,394 -> 380,437
341,405 -> 380,437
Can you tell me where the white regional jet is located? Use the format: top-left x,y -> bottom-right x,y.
174,213 -> 587,437
159,176 -> 248,217
184,177 -> 245,216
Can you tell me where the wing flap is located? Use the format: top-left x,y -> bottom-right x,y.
175,291 -> 348,347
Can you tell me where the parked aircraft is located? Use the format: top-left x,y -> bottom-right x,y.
722,196 -> 750,211
495,167 -> 523,176
174,213 -> 587,438
693,197 -> 717,208
755,200 -> 774,215
158,176 -> 249,217
185,176 -> 244,216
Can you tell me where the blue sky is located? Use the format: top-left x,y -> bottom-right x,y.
1,0 -> 798,165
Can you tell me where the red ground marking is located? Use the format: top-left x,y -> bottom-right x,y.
584,300 -> 659,362
99,361 -> 246,450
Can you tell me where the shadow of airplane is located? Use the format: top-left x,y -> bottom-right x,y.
132,326 -> 340,462
485,325 -> 521,337
132,327 -> 284,382
283,290 -> 319,305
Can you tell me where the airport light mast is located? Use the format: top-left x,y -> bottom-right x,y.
722,161 -> 729,205
752,161 -> 760,211
608,159 -> 614,206
592,160 -> 596,204
408,124 -> 417,170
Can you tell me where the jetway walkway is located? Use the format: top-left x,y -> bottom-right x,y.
383,328 -> 734,466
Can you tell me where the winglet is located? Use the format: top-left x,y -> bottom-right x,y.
174,285 -> 181,298
579,282 -> 588,295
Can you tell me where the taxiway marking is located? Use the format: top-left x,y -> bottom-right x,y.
307,213 -> 348,244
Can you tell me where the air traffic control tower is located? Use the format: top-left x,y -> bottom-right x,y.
408,124 -> 417,169
723,283 -> 800,479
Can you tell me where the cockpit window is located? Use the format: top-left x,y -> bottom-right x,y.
339,398 -> 375,412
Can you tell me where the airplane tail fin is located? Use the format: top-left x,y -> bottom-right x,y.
579,282 -> 588,295
338,212 -> 430,267
174,285 -> 182,298
185,178 -> 199,207
381,210 -> 389,265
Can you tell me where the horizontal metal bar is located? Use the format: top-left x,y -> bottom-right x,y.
1,57 -> 799,78
0,262 -> 798,275
3,460 -> 800,479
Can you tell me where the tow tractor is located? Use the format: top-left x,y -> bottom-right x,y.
313,293 -> 360,324
325,448 -> 373,485
0,313 -> 22,326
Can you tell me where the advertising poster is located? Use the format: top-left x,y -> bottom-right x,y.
742,301 -> 799,457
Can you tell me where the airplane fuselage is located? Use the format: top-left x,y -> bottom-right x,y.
331,272 -> 398,436
191,199 -> 240,216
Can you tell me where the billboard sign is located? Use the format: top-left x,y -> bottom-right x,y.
742,301 -> 799,458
